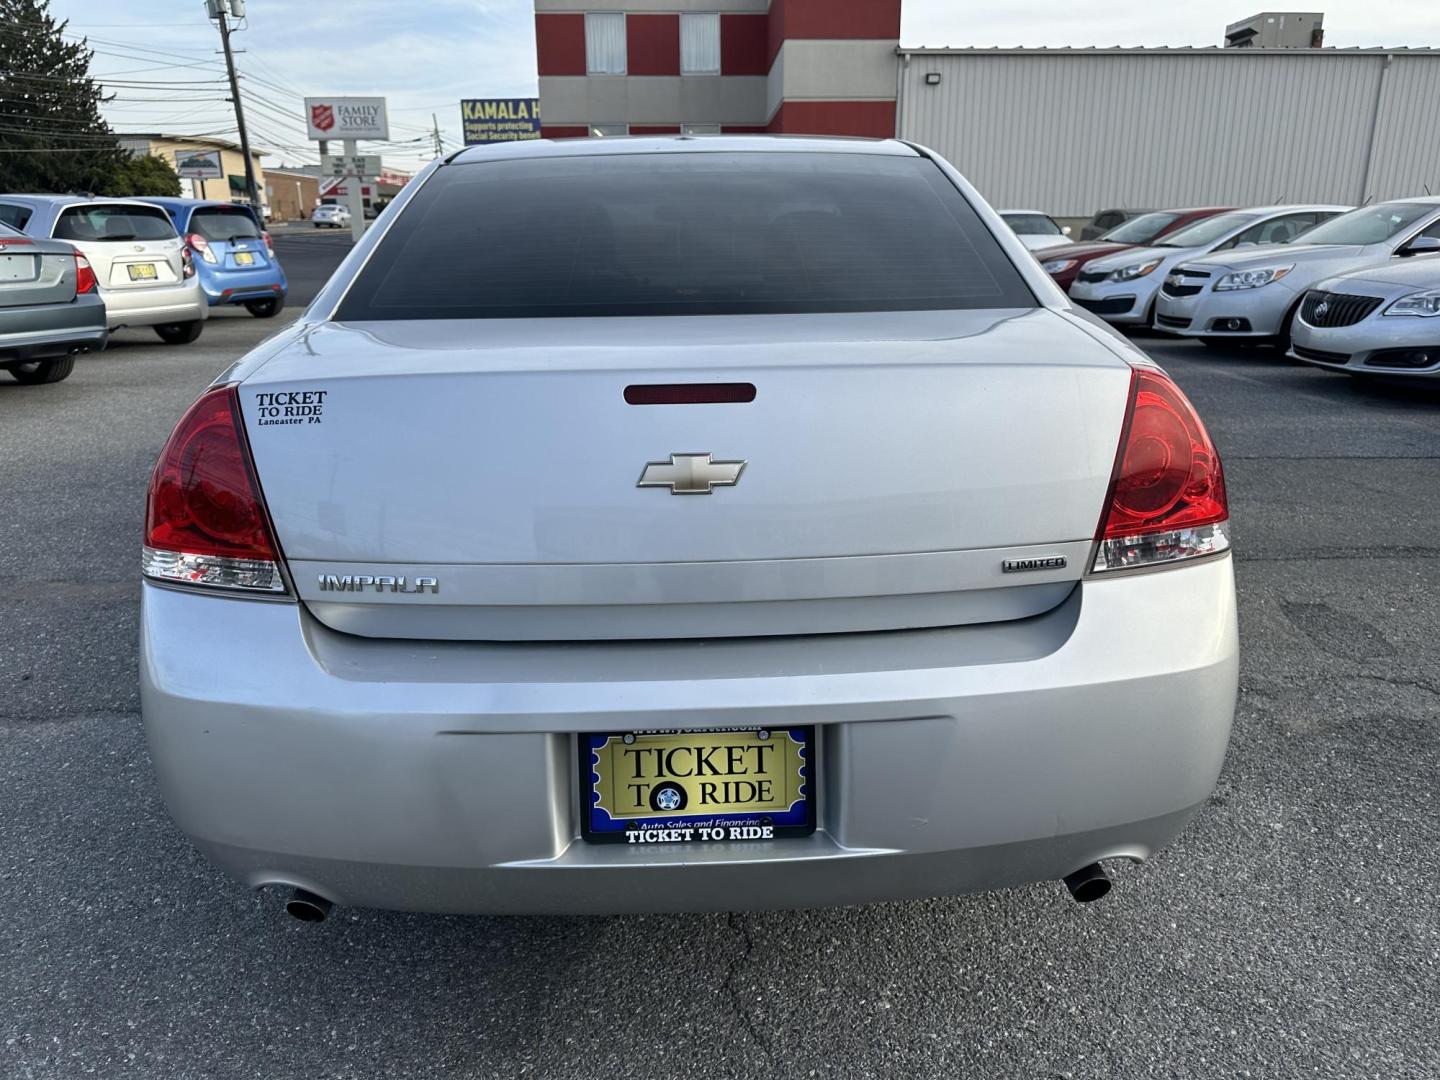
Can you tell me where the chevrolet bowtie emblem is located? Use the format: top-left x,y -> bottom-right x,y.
637,453 -> 746,495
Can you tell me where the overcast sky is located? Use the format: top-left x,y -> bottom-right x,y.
42,0 -> 1440,174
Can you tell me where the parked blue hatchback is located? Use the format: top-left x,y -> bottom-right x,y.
141,199 -> 287,318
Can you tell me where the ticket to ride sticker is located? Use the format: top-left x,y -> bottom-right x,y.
583,728 -> 814,844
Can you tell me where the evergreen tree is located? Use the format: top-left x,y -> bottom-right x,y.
106,153 -> 183,198
0,0 -> 126,193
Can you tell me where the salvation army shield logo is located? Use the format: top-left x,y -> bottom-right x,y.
310,103 -> 335,132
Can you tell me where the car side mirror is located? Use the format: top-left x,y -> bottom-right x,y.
1062,225 -> 1072,236
1401,235 -> 1440,256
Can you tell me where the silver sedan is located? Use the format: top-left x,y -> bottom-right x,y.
1290,255 -> 1440,378
0,222 -> 106,384
138,137 -> 1237,920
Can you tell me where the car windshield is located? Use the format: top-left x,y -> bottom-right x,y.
54,204 -> 175,242
1155,211 -> 1259,248
339,151 -> 1037,319
190,206 -> 261,241
1101,211 -> 1182,244
1292,202 -> 1435,246
1003,213 -> 1061,235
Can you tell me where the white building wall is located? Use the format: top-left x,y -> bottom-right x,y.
897,49 -> 1440,217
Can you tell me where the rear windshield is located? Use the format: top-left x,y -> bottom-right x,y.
54,204 -> 175,242
337,152 -> 1036,319
190,206 -> 261,241
1003,213 -> 1061,236
1101,211 -> 1182,244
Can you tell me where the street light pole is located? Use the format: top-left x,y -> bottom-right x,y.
209,1 -> 261,212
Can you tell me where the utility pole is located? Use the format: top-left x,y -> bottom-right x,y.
431,113 -> 443,159
208,0 -> 261,212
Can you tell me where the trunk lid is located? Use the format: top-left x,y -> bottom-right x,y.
0,238 -> 75,308
240,309 -> 1132,641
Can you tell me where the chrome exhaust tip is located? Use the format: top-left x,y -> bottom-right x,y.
284,888 -> 333,923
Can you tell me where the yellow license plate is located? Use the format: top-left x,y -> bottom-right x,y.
234,252 -> 254,266
127,263 -> 158,281
582,727 -> 814,844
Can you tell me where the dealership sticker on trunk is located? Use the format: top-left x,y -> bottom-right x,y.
582,728 -> 814,843
253,389 -> 327,427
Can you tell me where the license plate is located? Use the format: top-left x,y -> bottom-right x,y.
127,263 -> 158,281
581,727 -> 814,844
234,252 -> 254,266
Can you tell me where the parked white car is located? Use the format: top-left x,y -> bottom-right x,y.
1069,205 -> 1348,326
312,204 -> 351,229
0,194 -> 208,344
1154,198 -> 1440,347
1289,255 -> 1440,378
999,210 -> 1072,252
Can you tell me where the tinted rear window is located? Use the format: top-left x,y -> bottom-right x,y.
190,206 -> 261,241
338,152 -> 1035,319
54,204 -> 175,242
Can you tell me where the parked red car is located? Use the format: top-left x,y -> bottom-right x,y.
1038,208 -> 1235,291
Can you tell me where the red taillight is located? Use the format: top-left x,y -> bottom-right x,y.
74,253 -> 97,295
262,230 -> 274,256
142,385 -> 288,594
1093,368 -> 1230,572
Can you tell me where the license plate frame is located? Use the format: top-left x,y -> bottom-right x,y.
127,262 -> 158,281
579,727 -> 816,845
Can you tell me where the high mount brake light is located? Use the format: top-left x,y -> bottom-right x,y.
74,253 -> 97,295
142,384 -> 289,595
1092,368 -> 1230,572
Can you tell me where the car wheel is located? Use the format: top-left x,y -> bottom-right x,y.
313,222 -> 321,228
6,355 -> 76,384
244,297 -> 284,318
154,321 -> 204,345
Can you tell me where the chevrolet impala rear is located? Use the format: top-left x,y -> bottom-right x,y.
138,138 -> 1237,918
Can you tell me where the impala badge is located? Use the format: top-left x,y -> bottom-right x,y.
637,453 -> 746,495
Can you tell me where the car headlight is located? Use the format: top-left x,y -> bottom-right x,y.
1041,258 -> 1077,274
1383,289 -> 1440,317
1108,259 -> 1161,282
1213,265 -> 1294,291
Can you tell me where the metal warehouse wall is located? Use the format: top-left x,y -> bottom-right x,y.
897,50 -> 1440,217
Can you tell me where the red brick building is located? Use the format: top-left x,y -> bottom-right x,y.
533,0 -> 902,138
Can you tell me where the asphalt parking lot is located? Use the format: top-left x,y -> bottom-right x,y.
2,232 -> 1437,1079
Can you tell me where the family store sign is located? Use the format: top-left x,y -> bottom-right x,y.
303,97 -> 390,141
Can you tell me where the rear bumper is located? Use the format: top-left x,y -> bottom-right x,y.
100,280 -> 207,329
140,556 -> 1239,914
0,295 -> 107,360
197,266 -> 288,306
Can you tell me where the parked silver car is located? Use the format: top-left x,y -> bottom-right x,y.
140,137 -> 1237,920
1289,255 -> 1440,378
0,195 -> 207,344
311,204 -> 351,228
1154,198 -> 1440,346
1069,205 -> 1348,326
0,221 -> 107,384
